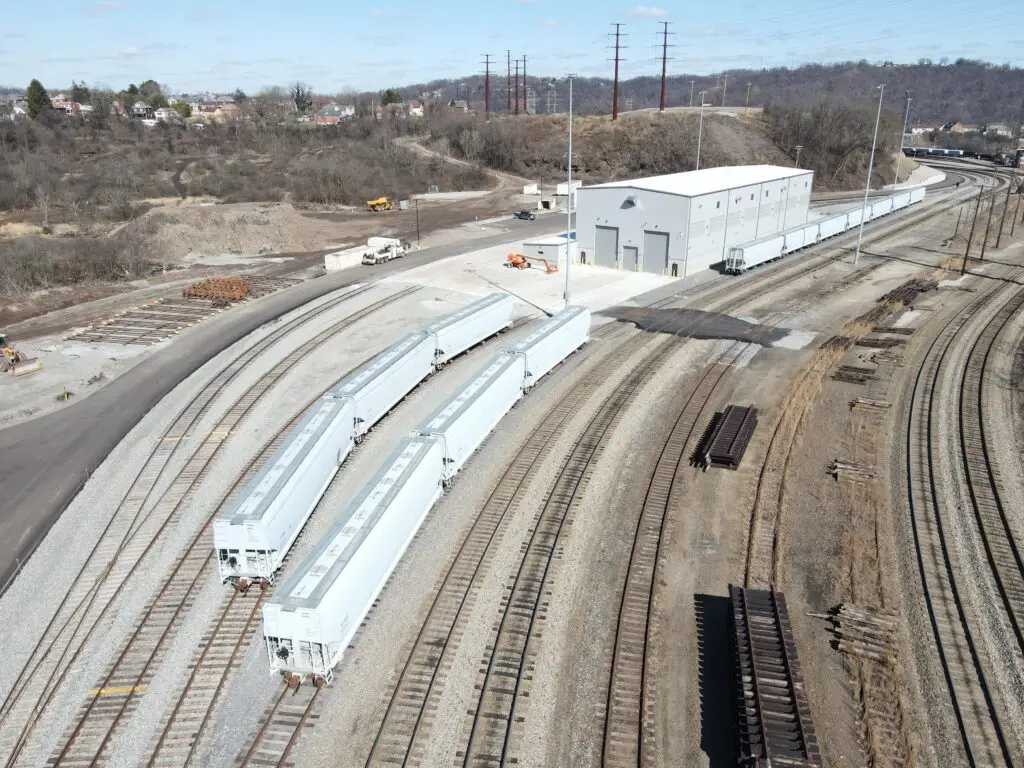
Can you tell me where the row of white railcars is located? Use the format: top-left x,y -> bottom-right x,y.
724,187 -> 926,274
213,293 -> 515,585
262,306 -> 591,682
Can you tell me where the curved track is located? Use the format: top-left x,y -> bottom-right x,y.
904,286 -> 1016,767
1,287 -> 414,768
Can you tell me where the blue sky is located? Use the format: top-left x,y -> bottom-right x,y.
1,0 -> 1021,95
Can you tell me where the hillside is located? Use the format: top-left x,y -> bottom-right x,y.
393,60 -> 1023,126
427,108 -> 901,192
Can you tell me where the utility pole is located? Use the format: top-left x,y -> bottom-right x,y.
507,50 -> 512,112
482,54 -> 492,120
854,84 -> 885,266
980,190 -> 997,260
611,23 -> 623,120
894,91 -> 912,186
721,73 -> 728,106
961,188 -> 983,274
521,56 -> 527,115
696,91 -> 708,170
689,79 -> 695,108
658,21 -> 671,112
1012,178 -> 1022,237
514,59 -> 520,115
744,82 -> 752,115
996,172 -> 1014,247
794,145 -> 803,168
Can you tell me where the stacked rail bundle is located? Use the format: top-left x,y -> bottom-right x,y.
183,276 -> 250,304
261,306 -> 591,682
697,404 -> 758,470
212,293 -> 515,585
724,187 -> 926,274
730,585 -> 822,768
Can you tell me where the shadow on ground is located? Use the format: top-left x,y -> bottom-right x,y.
601,306 -> 789,346
695,592 -> 736,768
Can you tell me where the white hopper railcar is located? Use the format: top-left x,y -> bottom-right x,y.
214,398 -> 355,585
412,353 -> 525,483
425,292 -> 515,366
263,436 -> 444,682
505,306 -> 590,390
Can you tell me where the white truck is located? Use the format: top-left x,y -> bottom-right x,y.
361,236 -> 410,265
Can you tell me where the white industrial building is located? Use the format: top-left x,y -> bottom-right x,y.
574,165 -> 814,278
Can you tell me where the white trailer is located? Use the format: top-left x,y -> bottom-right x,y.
425,293 -> 515,366
326,331 -> 436,441
505,307 -> 590,390
263,436 -> 444,681
214,398 -> 355,584
412,354 -> 525,483
818,212 -> 848,239
892,191 -> 911,210
909,187 -> 925,204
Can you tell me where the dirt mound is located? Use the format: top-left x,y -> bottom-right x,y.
130,202 -> 340,263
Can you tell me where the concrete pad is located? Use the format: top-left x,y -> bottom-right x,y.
893,309 -> 925,327
381,238 -> 673,316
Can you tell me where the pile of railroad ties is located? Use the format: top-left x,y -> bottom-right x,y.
183,277 -> 251,306
210,292 -> 592,685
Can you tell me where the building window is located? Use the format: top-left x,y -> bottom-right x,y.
765,190 -> 769,197
716,201 -> 720,209
750,194 -> 754,200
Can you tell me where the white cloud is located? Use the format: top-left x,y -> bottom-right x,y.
630,5 -> 667,16
697,25 -> 716,37
536,19 -> 564,27
121,46 -> 140,56
371,8 -> 384,15
517,0 -> 537,4
86,1 -> 124,14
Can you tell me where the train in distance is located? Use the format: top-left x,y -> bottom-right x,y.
902,146 -> 1021,167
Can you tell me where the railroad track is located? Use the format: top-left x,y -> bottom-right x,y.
233,680 -> 322,768
904,285 -> 1016,767
41,288 -> 418,768
730,585 -> 821,767
457,339 -> 681,767
958,286 -> 1024,658
1,287 -> 414,768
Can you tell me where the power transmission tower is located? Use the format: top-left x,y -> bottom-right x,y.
610,23 -> 625,120
521,56 -> 528,114
623,94 -> 633,111
482,54 -> 492,119
546,86 -> 557,114
507,50 -> 512,112
658,21 -> 674,112
527,87 -> 537,115
514,59 -> 520,114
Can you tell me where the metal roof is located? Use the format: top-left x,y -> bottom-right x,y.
423,293 -> 510,335
415,354 -> 519,434
504,306 -> 588,354
222,398 -> 346,524
273,437 -> 438,609
327,331 -> 430,399
582,165 -> 812,198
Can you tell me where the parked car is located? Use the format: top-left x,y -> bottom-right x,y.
513,210 -> 536,221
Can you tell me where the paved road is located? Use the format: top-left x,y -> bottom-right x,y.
0,219 -> 572,593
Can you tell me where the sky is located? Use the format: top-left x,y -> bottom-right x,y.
1,0 -> 1021,96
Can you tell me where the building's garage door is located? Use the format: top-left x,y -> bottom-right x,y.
643,230 -> 669,275
623,245 -> 639,271
595,226 -> 619,268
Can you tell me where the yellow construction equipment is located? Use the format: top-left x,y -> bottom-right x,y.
0,333 -> 41,376
505,253 -> 558,274
366,196 -> 394,212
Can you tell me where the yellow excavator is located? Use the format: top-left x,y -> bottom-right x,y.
366,196 -> 394,212
0,333 -> 41,376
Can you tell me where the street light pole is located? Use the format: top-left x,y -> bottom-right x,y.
565,74 -> 574,311
894,90 -> 912,186
794,145 -> 803,168
696,92 -> 708,170
854,84 -> 885,266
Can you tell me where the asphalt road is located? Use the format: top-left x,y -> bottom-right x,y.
0,217 -> 572,593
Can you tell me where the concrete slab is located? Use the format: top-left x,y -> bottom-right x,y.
382,237 -> 673,316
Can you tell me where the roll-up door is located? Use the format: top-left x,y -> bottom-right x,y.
642,230 -> 669,275
595,225 -> 619,268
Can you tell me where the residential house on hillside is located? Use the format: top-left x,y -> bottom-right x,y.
407,99 -> 424,117
154,107 -> 181,123
449,99 -> 469,113
211,102 -> 241,122
132,101 -> 154,119
51,99 -> 80,115
985,123 -> 1013,137
948,122 -> 980,134
316,102 -> 356,125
